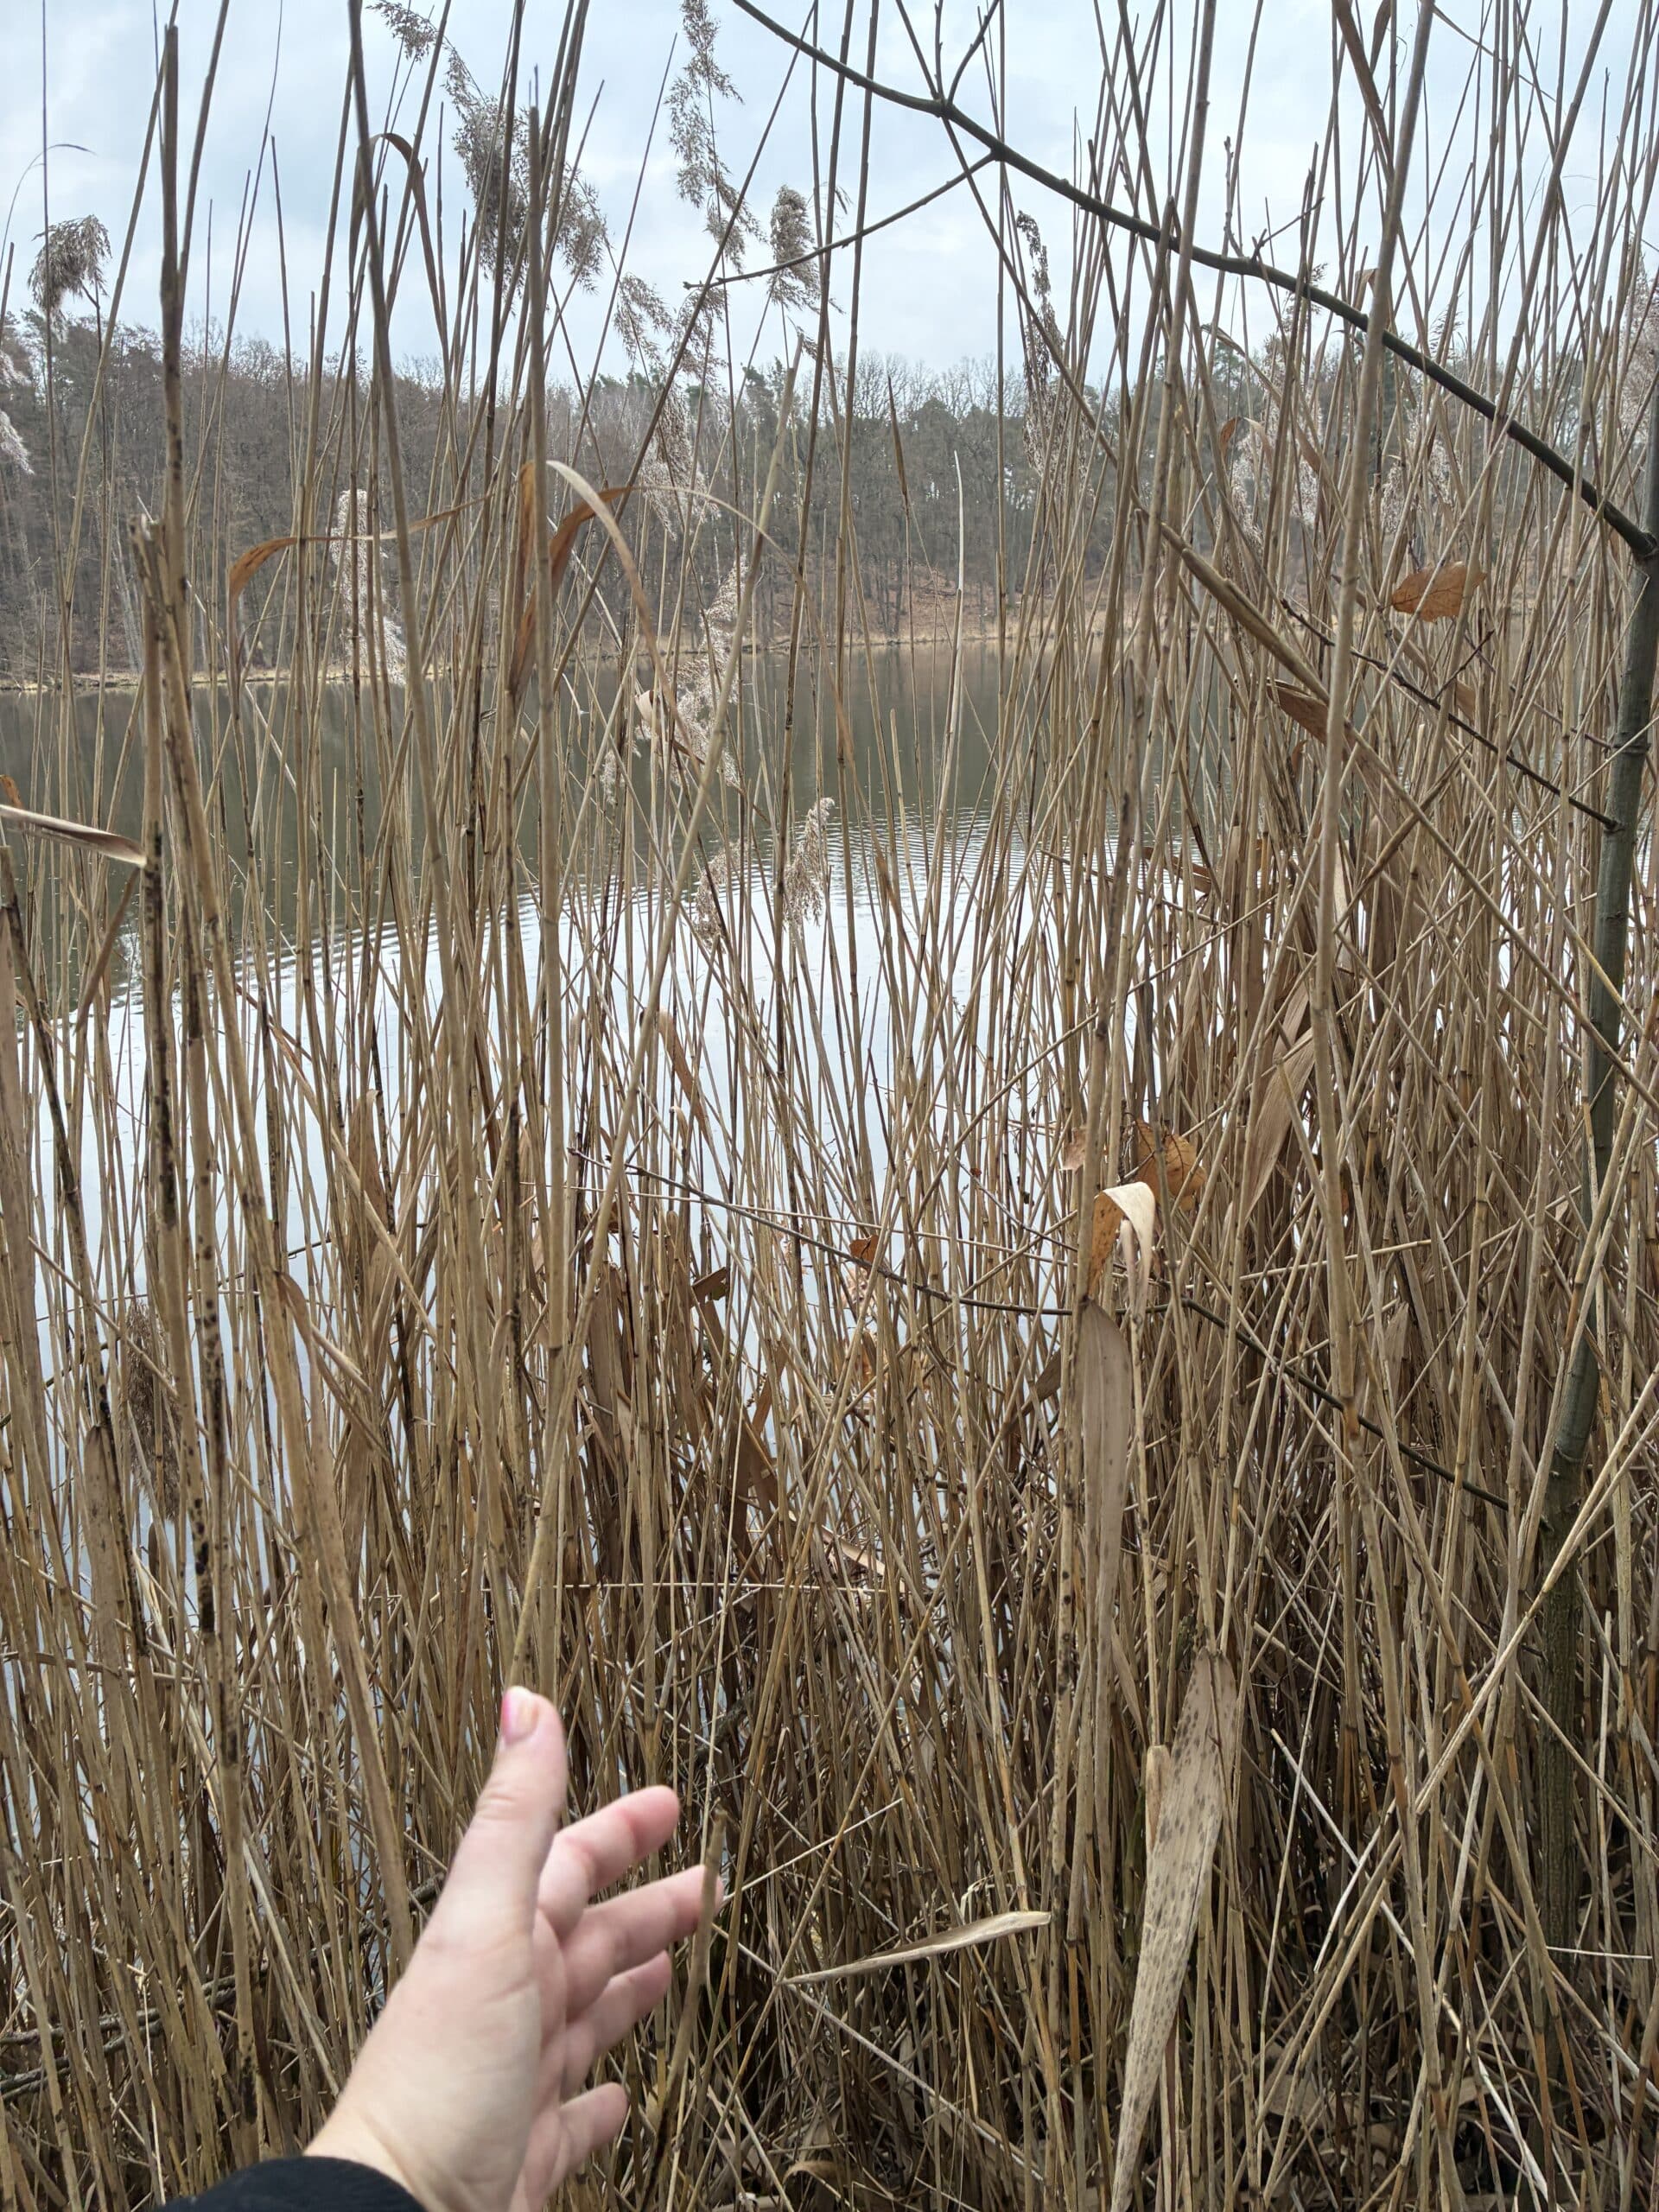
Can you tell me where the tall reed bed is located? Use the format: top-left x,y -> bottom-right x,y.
3,0 -> 1659,2205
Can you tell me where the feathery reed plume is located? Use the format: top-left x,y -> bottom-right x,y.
6,5 -> 1659,2207
0,410 -> 30,474
690,844 -> 729,950
329,485 -> 405,677
372,0 -> 440,59
766,185 -> 817,312
29,214 -> 111,320
112,1300 -> 180,1519
1618,264 -> 1659,446
782,796 -> 834,926
1225,410 -> 1321,554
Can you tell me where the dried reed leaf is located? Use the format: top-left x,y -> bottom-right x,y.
554,494 -> 623,600
1271,683 -> 1332,740
229,496 -> 469,613
511,457 -> 537,626
1144,1743 -> 1172,1848
346,1093 -> 388,1223
585,1262 -> 632,1473
657,1009 -> 712,1143
1090,1178 -> 1160,1297
370,130 -> 443,321
736,1388 -> 779,1516
823,1528 -> 885,1583
1388,559 -> 1484,620
792,1908 -> 1049,1983
887,374 -> 912,515
1058,1122 -> 1087,1173
506,482 -> 632,710
0,800 -> 143,867
227,495 -> 470,690
1109,1652 -> 1238,2212
1077,1302 -> 1133,1618
1240,1032 -> 1318,1227
227,533 -> 300,607
343,1096 -> 393,1333
869,840 -> 905,925
1088,1189 -> 1125,1291
1105,1179 -> 1156,1277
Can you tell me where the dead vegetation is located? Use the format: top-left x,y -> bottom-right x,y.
2,1 -> 1659,2208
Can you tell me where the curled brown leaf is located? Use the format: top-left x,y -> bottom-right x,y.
1133,1121 -> 1202,1209
1388,558 -> 1484,621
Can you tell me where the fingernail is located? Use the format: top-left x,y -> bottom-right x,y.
500,1687 -> 541,1745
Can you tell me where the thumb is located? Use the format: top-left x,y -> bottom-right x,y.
429,1689 -> 568,1953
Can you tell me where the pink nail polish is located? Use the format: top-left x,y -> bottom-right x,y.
500,1687 -> 540,1745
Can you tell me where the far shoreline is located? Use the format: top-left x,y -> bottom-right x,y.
0,613 -> 1102,699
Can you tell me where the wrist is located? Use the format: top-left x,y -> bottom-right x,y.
306,2120 -> 429,2212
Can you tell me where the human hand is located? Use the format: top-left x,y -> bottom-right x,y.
308,1689 -> 710,2212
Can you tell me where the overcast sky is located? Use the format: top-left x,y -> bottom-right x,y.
2,0 -> 1650,384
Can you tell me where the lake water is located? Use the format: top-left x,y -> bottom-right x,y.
0,645 -> 1015,928
2,647 -> 1103,1350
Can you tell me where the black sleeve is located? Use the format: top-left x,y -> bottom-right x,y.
168,2158 -> 427,2212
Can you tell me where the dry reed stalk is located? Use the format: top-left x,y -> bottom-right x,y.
5,0 -> 1659,2206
